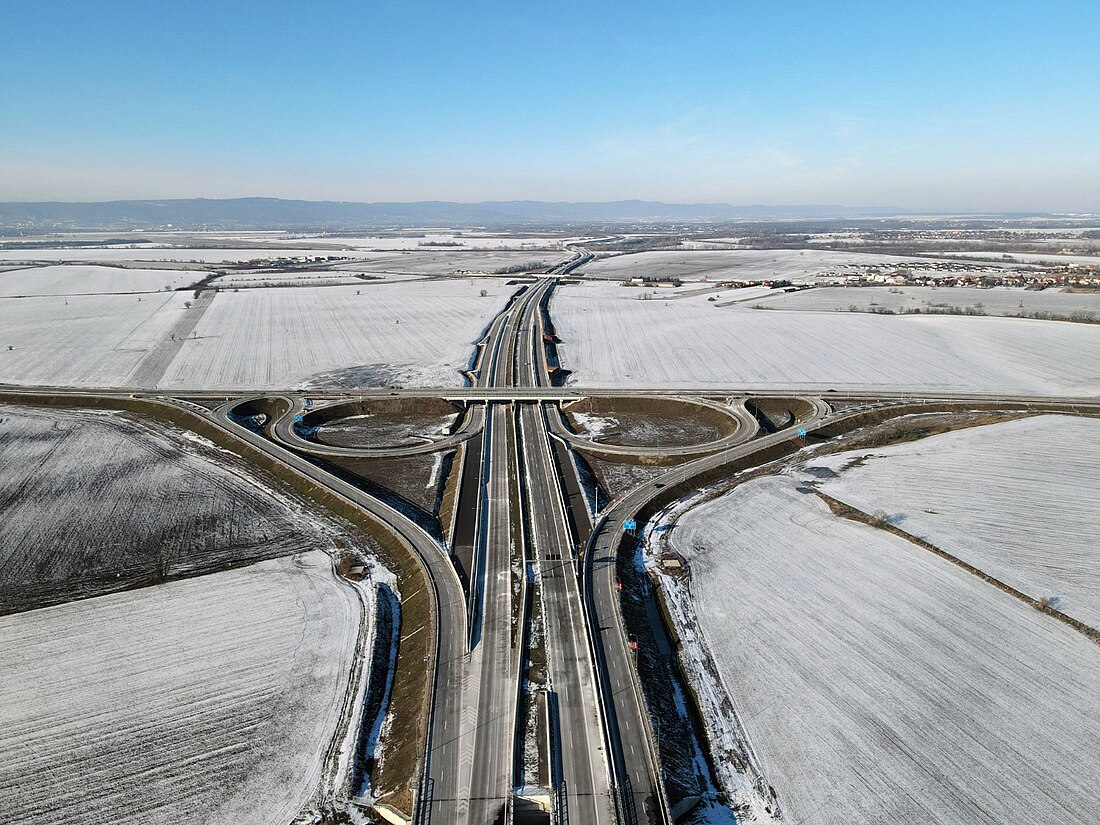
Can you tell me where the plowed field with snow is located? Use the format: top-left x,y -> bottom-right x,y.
0,405 -> 339,612
158,279 -> 512,389
0,551 -> 360,825
669,475 -> 1100,825
801,414 -> 1100,628
580,249 -> 954,281
0,264 -> 194,296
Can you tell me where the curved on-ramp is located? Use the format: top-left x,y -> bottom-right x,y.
550,395 -> 761,460
218,393 -> 485,460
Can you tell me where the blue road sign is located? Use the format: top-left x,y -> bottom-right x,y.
623,520 -> 637,531
294,415 -> 304,423
797,428 -> 807,437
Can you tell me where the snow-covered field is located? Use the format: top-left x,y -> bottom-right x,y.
0,551 -> 360,825
552,283 -> 1100,394
0,290 -> 192,387
0,264 -> 194,296
801,414 -> 1100,628
752,285 -> 1100,317
0,404 -> 336,612
0,278 -> 513,389
570,279 -> 780,303
158,278 -> 512,389
212,270 -> 370,288
328,249 -> 569,274
0,246 -> 378,263
0,246 -> 571,273
667,475 -> 1100,825
290,233 -> 563,250
579,249 -> 967,281
948,250 -> 1100,266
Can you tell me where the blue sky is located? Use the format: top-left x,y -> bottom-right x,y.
2,1 -> 1097,210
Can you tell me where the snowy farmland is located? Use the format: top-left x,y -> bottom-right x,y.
0,277 -> 514,389
751,284 -> 1100,317
0,246 -> 571,273
0,551 -> 361,825
327,249 -> 570,274
0,290 -> 193,387
158,278 -> 513,389
948,250 -> 1100,266
579,249 -> 964,281
0,246 -> 379,264
552,282 -> 1100,394
212,270 -> 372,289
666,475 -> 1100,825
0,404 -> 345,612
0,264 -> 195,296
802,414 -> 1100,629
289,233 -> 564,250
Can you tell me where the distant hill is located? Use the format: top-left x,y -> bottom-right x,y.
0,198 -> 906,230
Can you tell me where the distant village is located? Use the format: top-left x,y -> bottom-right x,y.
621,259 -> 1100,293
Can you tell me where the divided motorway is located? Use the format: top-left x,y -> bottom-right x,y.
209,272 -> 667,824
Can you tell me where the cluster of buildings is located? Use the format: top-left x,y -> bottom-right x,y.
238,254 -> 351,268
839,263 -> 1099,289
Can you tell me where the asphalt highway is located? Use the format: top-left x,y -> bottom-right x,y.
520,401 -> 615,824
463,401 -> 518,823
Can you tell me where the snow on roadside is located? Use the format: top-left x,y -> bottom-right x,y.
570,410 -> 618,439
642,500 -> 780,823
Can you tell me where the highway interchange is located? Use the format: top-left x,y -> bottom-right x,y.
5,254 -> 1100,825
209,270 -> 1100,824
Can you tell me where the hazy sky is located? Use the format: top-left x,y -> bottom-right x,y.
2,1 -> 1098,211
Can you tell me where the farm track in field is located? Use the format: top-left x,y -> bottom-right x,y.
127,288 -> 217,387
